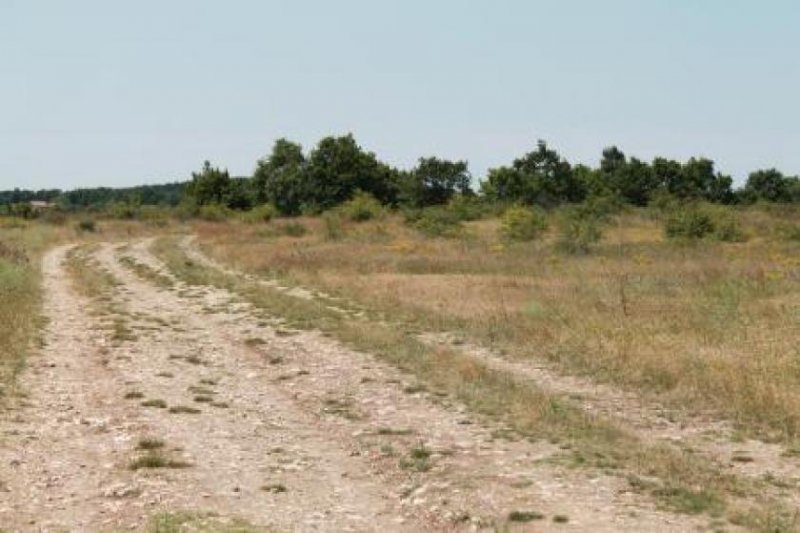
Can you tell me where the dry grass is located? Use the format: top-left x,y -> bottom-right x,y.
190,207 -> 800,443
0,220 -> 62,394
153,234 -> 795,523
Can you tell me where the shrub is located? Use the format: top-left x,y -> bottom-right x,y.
197,204 -> 231,222
279,221 -> 307,237
714,213 -> 746,242
406,207 -> 462,237
500,206 -> 547,242
242,204 -> 278,224
556,209 -> 602,254
339,191 -> 383,222
77,219 -> 97,232
665,208 -> 715,240
322,211 -> 344,241
446,194 -> 486,221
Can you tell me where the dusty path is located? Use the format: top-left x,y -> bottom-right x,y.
0,239 -> 713,531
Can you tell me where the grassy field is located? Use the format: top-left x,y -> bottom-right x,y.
189,204 -> 800,444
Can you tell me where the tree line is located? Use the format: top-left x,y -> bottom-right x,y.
187,135 -> 800,214
3,134 -> 799,216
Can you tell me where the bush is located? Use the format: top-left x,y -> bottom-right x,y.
665,208 -> 715,240
500,206 -> 547,241
197,204 -> 231,222
322,212 -> 344,241
242,204 -> 278,224
446,194 -> 486,221
714,213 -> 746,242
339,191 -> 383,222
556,209 -> 602,254
77,219 -> 97,232
405,207 -> 462,237
279,221 -> 307,237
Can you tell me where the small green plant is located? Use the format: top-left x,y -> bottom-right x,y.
500,206 -> 547,241
141,399 -> 167,408
446,194 -> 486,221
665,208 -> 714,240
508,510 -> 545,522
124,391 -> 144,399
322,211 -> 345,241
400,442 -> 432,472
168,405 -> 201,414
129,452 -> 190,470
406,207 -> 462,237
714,213 -> 747,242
197,204 -> 231,222
242,204 -> 278,224
339,191 -> 384,222
556,209 -> 602,254
279,221 -> 307,237
77,219 -> 96,232
136,438 -> 165,450
261,483 -> 287,493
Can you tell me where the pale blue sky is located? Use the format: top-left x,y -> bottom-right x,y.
2,1 -> 798,190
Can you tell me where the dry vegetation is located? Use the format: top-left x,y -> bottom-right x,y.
188,205 -> 800,445
0,219 -> 60,393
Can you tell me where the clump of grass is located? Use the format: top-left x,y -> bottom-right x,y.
500,205 -> 547,242
136,438 -> 165,450
508,510 -> 545,522
194,395 -> 213,403
141,399 -> 167,408
376,427 -> 414,436
169,405 -> 201,414
129,452 -> 191,470
400,442 -> 432,472
261,483 -> 288,493
124,391 -> 145,399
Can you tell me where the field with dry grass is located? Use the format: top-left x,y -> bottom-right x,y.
3,206 -> 800,530
192,206 -> 800,444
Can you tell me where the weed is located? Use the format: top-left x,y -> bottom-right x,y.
508,510 -> 545,522
141,399 -> 167,408
168,405 -> 201,414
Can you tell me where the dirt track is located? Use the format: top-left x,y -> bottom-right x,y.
0,240 -> 715,531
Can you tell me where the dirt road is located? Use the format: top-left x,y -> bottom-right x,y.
0,240 -> 711,531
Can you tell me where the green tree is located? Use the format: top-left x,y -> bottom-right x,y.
599,147 -> 659,206
303,134 -> 399,211
482,141 -> 584,207
401,157 -> 472,207
186,161 -> 231,206
253,138 -> 307,214
744,168 -> 791,202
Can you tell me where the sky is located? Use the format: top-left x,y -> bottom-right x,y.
2,0 -> 799,190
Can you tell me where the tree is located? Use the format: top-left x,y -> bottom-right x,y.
482,141 -> 584,207
303,134 -> 398,210
186,161 -> 231,206
744,168 -> 791,202
599,147 -> 660,206
401,157 -> 472,207
253,138 -> 307,214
